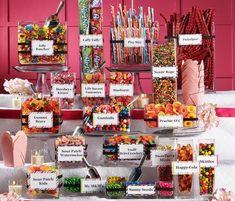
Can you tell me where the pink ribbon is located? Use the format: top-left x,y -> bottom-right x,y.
215,108 -> 235,117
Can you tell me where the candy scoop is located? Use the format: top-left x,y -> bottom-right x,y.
45,1 -> 65,28
82,157 -> 101,179
128,153 -> 147,182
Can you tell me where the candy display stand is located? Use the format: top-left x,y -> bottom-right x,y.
14,65 -> 69,95
107,65 -> 151,94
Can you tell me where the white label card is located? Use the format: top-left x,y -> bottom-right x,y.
172,161 -> 200,175
28,112 -> 53,128
178,34 -> 202,46
81,179 -> 105,193
124,37 -> 145,48
197,155 -> 218,168
158,115 -> 183,128
80,35 -> 103,46
109,84 -> 134,96
126,185 -> 155,195
152,66 -> 178,78
57,146 -> 84,162
52,84 -> 75,98
118,144 -> 144,160
30,172 -> 57,190
81,83 -> 105,97
93,113 -> 119,127
151,150 -> 176,166
31,40 -> 54,56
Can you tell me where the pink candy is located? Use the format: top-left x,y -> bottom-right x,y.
56,135 -> 85,146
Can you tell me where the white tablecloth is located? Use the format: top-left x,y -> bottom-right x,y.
0,161 -> 234,199
1,91 -> 235,199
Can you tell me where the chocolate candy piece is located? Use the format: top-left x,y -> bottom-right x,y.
64,177 -> 81,193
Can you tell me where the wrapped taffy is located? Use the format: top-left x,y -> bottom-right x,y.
21,97 -> 61,134
79,0 -> 106,107
51,72 -> 76,109
55,135 -> 87,164
109,72 -> 134,106
144,102 -> 197,128
18,22 -> 67,65
103,135 -> 158,161
83,105 -> 130,133
27,164 -> 62,198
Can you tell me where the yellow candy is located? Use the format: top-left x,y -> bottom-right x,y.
85,73 -> 93,81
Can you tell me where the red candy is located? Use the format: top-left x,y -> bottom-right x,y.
109,72 -> 134,106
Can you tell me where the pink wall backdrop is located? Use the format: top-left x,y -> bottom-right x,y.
0,0 -> 234,93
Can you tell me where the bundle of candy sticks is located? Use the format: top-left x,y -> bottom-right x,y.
110,4 -> 159,65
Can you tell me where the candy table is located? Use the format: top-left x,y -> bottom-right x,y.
0,91 -> 235,198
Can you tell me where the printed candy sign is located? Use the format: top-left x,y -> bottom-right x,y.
118,144 -> 144,160
57,146 -> 84,162
30,172 -> 57,190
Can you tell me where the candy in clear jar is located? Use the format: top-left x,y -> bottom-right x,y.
55,135 -> 86,164
27,164 -> 61,198
51,72 -> 76,109
103,135 -> 157,161
144,102 -> 197,128
176,139 -> 194,196
109,72 -> 134,106
105,176 -> 126,199
152,41 -> 177,104
21,97 -> 61,134
83,105 -> 130,133
81,71 -> 105,107
155,140 -> 175,198
18,22 -> 67,65
198,139 -> 215,196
